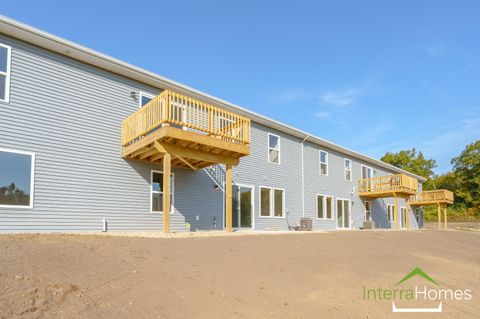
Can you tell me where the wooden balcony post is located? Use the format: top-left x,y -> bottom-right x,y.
225,164 -> 233,232
394,194 -> 399,230
208,108 -> 214,135
163,153 -> 171,233
437,203 -> 441,230
444,205 -> 448,230
405,196 -> 410,229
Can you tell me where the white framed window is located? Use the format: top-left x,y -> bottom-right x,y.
387,204 -> 394,222
361,165 -> 373,179
400,207 -> 407,228
364,201 -> 372,221
0,148 -> 35,208
139,91 -> 156,108
150,170 -> 174,213
317,194 -> 334,219
259,186 -> 284,217
0,43 -> 12,103
267,133 -> 280,164
319,150 -> 328,176
344,158 -> 352,181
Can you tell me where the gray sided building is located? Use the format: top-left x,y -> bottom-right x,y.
0,16 -> 426,233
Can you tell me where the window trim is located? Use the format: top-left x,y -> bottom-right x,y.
415,208 -> 420,223
0,43 -> 12,103
361,164 -> 373,179
387,204 -> 394,222
319,150 -> 329,176
316,194 -> 334,220
232,183 -> 255,230
267,133 -> 281,165
139,91 -> 156,108
344,158 -> 353,181
336,197 -> 352,229
150,170 -> 174,214
364,200 -> 372,221
0,147 -> 35,209
400,206 -> 407,228
259,185 -> 285,218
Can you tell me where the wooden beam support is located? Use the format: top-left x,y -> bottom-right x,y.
163,153 -> 171,233
444,205 -> 448,230
437,203 -> 441,230
405,196 -> 410,229
225,164 -> 233,232
394,194 -> 399,230
128,146 -> 153,159
154,141 -> 239,166
150,152 -> 164,162
174,155 -> 198,171
122,126 -> 250,158
138,148 -> 158,160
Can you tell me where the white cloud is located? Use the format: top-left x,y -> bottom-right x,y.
314,111 -> 331,118
318,88 -> 361,108
271,88 -> 310,104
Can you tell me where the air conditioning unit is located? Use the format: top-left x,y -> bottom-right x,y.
299,218 -> 313,231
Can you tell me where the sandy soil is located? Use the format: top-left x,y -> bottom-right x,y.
423,221 -> 480,231
0,230 -> 479,319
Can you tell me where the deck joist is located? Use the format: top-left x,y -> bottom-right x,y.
122,125 -> 250,170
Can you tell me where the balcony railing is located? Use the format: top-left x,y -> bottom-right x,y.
122,90 -> 250,147
410,189 -> 454,205
358,174 -> 418,196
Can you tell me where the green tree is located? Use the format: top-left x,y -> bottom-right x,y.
451,140 -> 480,207
0,182 -> 30,205
381,148 -> 437,188
430,172 -> 462,192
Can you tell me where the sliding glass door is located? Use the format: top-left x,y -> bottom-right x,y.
336,198 -> 351,229
232,185 -> 253,229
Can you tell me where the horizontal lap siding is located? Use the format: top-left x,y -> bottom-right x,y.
232,123 -> 303,230
0,35 -> 223,233
0,34 -> 421,233
304,142 -> 420,230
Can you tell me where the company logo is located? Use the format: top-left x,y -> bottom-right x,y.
363,267 -> 472,313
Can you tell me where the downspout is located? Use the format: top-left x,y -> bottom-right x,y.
301,135 -> 309,218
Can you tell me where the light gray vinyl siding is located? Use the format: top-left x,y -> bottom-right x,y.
231,123 -> 303,230
303,141 -> 421,230
0,34 -> 222,233
0,33 -> 422,233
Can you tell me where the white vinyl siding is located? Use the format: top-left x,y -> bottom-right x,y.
0,43 -> 11,102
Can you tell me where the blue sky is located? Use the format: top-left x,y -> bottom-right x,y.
1,1 -> 479,174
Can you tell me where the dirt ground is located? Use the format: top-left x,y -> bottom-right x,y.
0,230 -> 479,319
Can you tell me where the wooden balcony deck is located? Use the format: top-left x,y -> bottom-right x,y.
121,90 -> 250,170
410,190 -> 454,206
358,174 -> 418,198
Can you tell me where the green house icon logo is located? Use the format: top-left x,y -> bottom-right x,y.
396,267 -> 439,286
